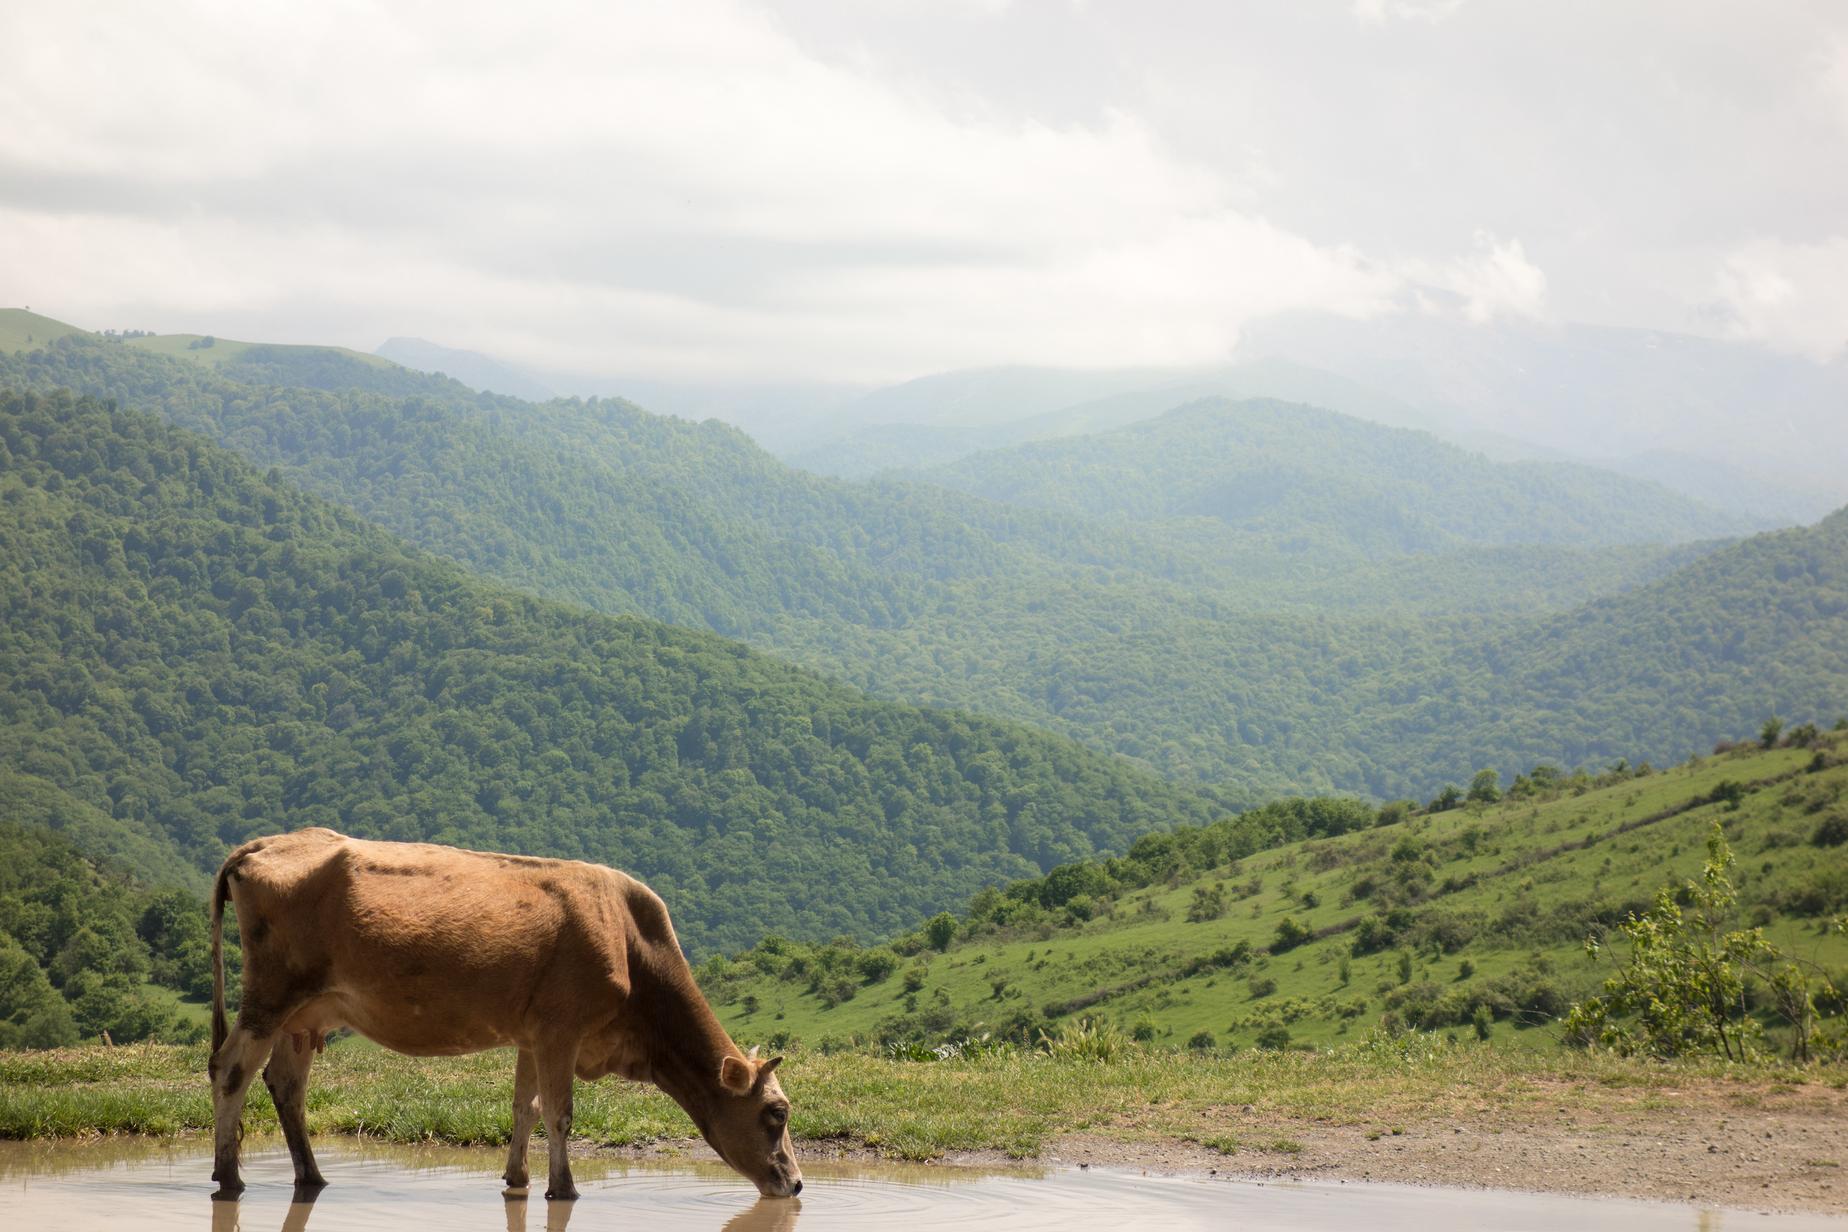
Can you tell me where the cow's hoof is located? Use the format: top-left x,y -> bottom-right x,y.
545,1187 -> 579,1201
503,1180 -> 530,1193
210,1184 -> 244,1202
293,1176 -> 328,1198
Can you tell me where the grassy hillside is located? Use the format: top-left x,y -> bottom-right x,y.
0,387 -> 1230,953
904,398 -> 1751,552
0,309 -> 87,353
699,736 -> 1848,1053
125,332 -> 395,372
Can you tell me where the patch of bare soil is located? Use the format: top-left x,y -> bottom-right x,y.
1051,1077 -> 1848,1216
590,1078 -> 1848,1216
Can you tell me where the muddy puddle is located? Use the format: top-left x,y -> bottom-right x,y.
1,1138 -> 1842,1231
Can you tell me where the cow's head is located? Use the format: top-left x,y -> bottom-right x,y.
703,1047 -> 801,1198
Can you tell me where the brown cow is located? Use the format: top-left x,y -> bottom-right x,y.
207,828 -> 801,1201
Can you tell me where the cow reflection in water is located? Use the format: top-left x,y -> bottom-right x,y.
208,1189 -> 801,1232
206,829 -> 802,1202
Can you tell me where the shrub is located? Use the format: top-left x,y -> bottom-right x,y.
1708,780 -> 1748,810
1187,884 -> 1228,923
1248,975 -> 1277,999
1271,916 -> 1313,953
1254,1025 -> 1292,1050
857,949 -> 899,984
1187,1030 -> 1217,1051
924,912 -> 958,952
1813,814 -> 1848,849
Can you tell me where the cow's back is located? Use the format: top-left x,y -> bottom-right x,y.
222,829 -> 633,1053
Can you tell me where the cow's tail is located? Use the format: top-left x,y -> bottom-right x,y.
210,859 -> 234,1055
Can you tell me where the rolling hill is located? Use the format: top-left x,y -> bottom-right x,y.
699,734 -> 1848,1052
4,327 -> 1843,803
902,397 -> 1752,553
0,309 -> 88,354
0,387 -> 1232,954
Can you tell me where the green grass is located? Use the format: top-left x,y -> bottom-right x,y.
0,309 -> 86,353
3,1036 -> 1837,1161
124,333 -> 396,370
0,308 -> 395,376
709,739 -> 1848,1052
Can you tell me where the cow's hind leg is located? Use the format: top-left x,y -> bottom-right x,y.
534,1042 -> 580,1201
209,1023 -> 275,1196
265,1032 -> 326,1191
502,1047 -> 540,1191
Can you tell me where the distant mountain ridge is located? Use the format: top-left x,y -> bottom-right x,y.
900,397 -> 1756,552
375,336 -> 558,401
5,325 -> 1842,804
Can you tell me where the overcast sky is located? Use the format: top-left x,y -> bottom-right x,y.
4,0 -> 1845,382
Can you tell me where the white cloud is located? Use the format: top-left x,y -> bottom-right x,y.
25,0 -> 1807,384
1819,39 -> 1848,131
1351,0 -> 1468,27
1712,237 -> 1848,360
1401,232 -> 1547,324
0,0 -> 1425,380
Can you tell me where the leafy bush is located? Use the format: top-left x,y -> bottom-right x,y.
1271,916 -> 1313,953
1564,824 -> 1845,1062
1186,884 -> 1228,923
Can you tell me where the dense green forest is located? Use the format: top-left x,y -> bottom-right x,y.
0,389 -> 1233,954
0,820 -> 213,1048
699,734 -> 1848,1055
6,332 -> 1827,803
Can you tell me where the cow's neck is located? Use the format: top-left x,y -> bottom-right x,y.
631,954 -> 739,1126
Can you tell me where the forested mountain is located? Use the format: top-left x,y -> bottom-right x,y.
1237,311 -> 1848,518
0,389 -> 1231,953
903,398 -> 1751,553
769,511 -> 1848,800
4,329 -> 1841,804
784,359 -> 1450,480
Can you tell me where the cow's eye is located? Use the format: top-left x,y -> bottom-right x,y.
765,1104 -> 788,1128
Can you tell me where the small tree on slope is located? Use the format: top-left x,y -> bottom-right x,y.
1563,822 -> 1845,1062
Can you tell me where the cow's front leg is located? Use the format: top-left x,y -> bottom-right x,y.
535,1042 -> 580,1201
503,1047 -> 540,1191
265,1032 -> 327,1191
208,1023 -> 274,1197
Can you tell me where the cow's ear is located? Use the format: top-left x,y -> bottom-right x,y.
758,1055 -> 783,1081
720,1054 -> 755,1094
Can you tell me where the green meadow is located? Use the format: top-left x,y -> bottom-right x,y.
4,1034 -> 1838,1163
703,737 -> 1848,1055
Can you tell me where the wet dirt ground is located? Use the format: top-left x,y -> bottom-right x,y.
2,1137 -> 1844,1231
